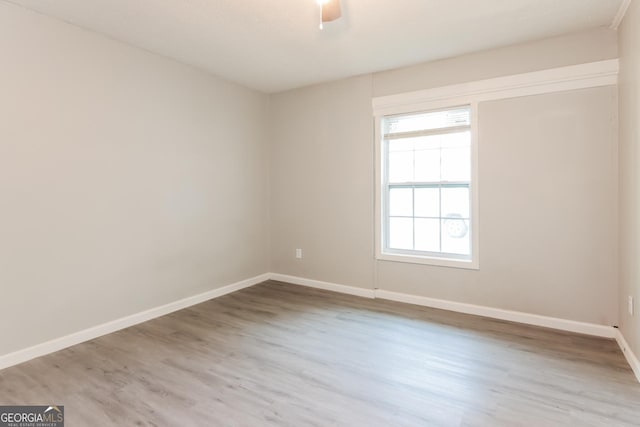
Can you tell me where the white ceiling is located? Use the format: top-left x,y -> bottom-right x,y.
5,0 -> 624,93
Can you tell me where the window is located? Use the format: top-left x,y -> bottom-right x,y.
377,105 -> 478,269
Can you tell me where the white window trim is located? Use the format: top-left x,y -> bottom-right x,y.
373,60 -> 618,270
374,101 -> 480,270
372,59 -> 618,117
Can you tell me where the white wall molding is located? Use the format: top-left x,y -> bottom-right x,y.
0,273 -> 271,370
3,272 -> 630,380
269,273 -> 376,298
372,59 -> 619,116
273,273 -> 616,338
615,330 -> 640,383
611,0 -> 632,29
375,289 -> 616,338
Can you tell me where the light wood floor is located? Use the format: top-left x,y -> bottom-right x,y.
1,281 -> 639,426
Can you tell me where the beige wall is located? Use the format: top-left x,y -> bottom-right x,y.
618,1 -> 640,355
377,88 -> 618,324
0,4 -> 623,359
270,75 -> 375,288
271,28 -> 619,325
0,3 -> 270,355
373,28 -> 618,97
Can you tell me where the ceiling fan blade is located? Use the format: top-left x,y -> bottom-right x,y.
322,0 -> 341,22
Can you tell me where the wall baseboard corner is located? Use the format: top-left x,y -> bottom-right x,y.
0,273 -> 271,371
269,273 -> 376,298
3,272 -> 631,383
615,330 -> 640,383
270,273 -> 615,339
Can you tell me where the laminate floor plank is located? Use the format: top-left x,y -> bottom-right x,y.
1,280 -> 639,426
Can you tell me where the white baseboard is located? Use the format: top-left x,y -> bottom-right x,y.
276,274 -> 635,382
0,273 -> 270,371
375,289 -> 616,338
271,273 -> 615,339
1,272 -> 626,379
615,330 -> 640,383
269,273 -> 376,298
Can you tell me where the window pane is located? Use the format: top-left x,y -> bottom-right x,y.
389,188 -> 413,217
389,218 -> 413,250
441,187 -> 470,219
414,134 -> 444,151
414,187 -> 439,218
388,150 -> 413,183
382,106 -> 474,262
384,107 -> 470,135
441,217 -> 470,255
442,131 -> 471,149
441,146 -> 470,182
415,219 -> 440,253
388,138 -> 414,152
414,148 -> 440,182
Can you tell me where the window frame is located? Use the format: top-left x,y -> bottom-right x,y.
374,101 -> 480,270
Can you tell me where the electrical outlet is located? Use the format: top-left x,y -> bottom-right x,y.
629,296 -> 634,316
295,248 -> 303,259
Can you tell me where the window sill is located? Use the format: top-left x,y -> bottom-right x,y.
376,252 -> 479,270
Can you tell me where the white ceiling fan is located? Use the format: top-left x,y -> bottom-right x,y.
317,0 -> 342,29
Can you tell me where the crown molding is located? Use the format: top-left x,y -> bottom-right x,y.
611,0 -> 632,29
